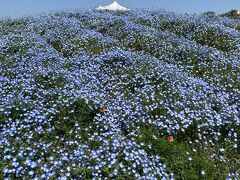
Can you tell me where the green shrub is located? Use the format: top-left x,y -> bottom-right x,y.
51,98 -> 96,136
34,72 -> 66,89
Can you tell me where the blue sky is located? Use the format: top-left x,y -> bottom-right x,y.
0,0 -> 239,18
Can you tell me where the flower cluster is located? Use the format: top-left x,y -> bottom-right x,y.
0,9 -> 239,179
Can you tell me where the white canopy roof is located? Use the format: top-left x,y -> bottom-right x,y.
96,1 -> 130,11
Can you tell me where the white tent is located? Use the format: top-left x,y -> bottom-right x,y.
96,1 -> 130,11
96,5 -> 104,10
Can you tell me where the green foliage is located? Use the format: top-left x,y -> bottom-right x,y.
98,27 -> 108,34
34,72 -> 66,89
0,102 -> 34,129
71,167 -> 93,179
112,11 -> 129,16
0,19 -> 27,35
50,98 -> 96,136
51,39 -> 63,52
7,46 -> 21,55
128,42 -> 143,51
236,25 -> 240,31
203,11 -> 216,16
103,57 -> 127,68
0,54 -> 7,63
39,30 -> 46,36
137,123 -> 236,179
193,28 -> 235,52
51,39 -> 73,57
221,9 -> 240,19
136,18 -> 151,26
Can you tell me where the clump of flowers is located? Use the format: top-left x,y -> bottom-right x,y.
0,8 -> 239,179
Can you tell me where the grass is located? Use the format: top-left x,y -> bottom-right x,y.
137,123 -> 238,179
50,98 -> 96,136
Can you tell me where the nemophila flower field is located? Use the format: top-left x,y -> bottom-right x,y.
0,9 -> 239,179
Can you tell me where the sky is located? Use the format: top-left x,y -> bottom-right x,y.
0,0 -> 239,18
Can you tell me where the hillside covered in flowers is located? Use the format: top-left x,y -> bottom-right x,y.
0,10 -> 239,179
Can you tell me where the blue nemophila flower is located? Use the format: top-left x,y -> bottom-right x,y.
29,170 -> 34,176
219,147 -> 225,152
0,8 -> 239,179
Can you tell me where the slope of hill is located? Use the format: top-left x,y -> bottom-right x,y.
221,9 -> 240,19
0,10 -> 239,179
